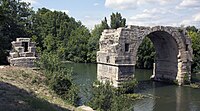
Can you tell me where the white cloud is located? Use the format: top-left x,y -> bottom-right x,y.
130,13 -> 157,21
130,8 -> 174,21
142,8 -> 170,15
21,0 -> 37,5
176,0 -> 200,9
105,0 -> 175,10
138,0 -> 174,5
128,7 -> 181,27
50,9 -> 69,14
82,17 -> 101,29
180,20 -> 192,26
193,13 -> 200,21
105,0 -> 139,10
179,19 -> 200,27
94,3 -> 99,6
104,0 -> 199,27
179,13 -> 200,27
84,16 -> 91,18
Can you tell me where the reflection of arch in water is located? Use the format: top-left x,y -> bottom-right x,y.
97,26 -> 193,87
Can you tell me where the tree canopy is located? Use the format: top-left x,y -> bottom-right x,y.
1,1 -> 200,73
187,27 -> 200,73
31,8 -> 90,62
110,12 -> 126,29
0,0 -> 33,64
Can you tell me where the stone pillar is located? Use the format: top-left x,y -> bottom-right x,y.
150,63 -> 156,79
97,63 -> 135,87
8,38 -> 38,68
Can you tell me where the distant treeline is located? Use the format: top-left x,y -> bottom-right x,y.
0,0 -> 200,72
0,0 -> 126,64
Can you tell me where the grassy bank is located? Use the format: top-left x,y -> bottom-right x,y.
0,66 -> 75,111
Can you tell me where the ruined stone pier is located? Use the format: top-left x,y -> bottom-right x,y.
97,25 -> 193,87
8,38 -> 38,67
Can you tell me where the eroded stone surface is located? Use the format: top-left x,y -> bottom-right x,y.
8,38 -> 38,68
97,25 -> 193,87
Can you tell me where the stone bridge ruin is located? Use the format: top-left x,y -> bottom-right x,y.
8,38 -> 38,67
97,25 -> 193,87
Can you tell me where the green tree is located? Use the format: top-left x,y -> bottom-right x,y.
38,52 -> 79,106
87,80 -> 139,111
31,8 -> 91,62
188,30 -> 200,72
87,18 -> 109,62
110,12 -> 126,29
101,17 -> 109,29
67,26 -> 91,62
0,0 -> 33,64
186,26 -> 198,32
136,37 -> 155,69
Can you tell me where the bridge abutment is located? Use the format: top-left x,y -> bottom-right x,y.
97,63 -> 135,87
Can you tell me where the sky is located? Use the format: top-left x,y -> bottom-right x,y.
21,0 -> 200,29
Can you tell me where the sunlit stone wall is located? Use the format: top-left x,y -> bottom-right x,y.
97,25 -> 193,87
8,38 -> 38,67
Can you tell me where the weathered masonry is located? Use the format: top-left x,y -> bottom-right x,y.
8,38 -> 38,67
97,26 -> 193,87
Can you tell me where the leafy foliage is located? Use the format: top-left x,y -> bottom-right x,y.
110,12 -> 126,29
118,79 -> 138,94
0,0 -> 33,64
38,52 -> 79,106
88,81 -> 114,111
187,27 -> 200,73
67,26 -> 91,62
136,37 -> 156,69
31,8 -> 91,62
0,5 -> 127,64
87,19 -> 109,62
87,80 -> 141,111
1,0 -> 200,73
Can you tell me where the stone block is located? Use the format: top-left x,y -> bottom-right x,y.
9,57 -> 37,67
29,42 -> 35,47
8,38 -> 38,68
12,42 -> 22,47
29,47 -> 36,53
19,52 -> 35,57
16,38 -> 30,42
14,47 -> 24,53
10,52 -> 19,58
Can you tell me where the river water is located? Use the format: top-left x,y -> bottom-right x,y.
66,63 -> 200,111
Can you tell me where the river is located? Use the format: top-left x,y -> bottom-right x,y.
65,63 -> 200,111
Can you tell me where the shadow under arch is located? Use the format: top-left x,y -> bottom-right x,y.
147,31 -> 178,82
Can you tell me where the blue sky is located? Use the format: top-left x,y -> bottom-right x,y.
22,0 -> 200,29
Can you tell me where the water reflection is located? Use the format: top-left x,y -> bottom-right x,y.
66,63 -> 200,111
134,81 -> 200,111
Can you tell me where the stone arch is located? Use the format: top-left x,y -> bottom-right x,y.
97,25 -> 193,87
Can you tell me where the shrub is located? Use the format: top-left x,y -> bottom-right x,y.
87,80 -> 141,111
88,81 -> 115,111
49,69 -> 79,106
38,52 -> 80,106
118,79 -> 138,94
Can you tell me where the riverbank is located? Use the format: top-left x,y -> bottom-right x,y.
0,66 -> 76,111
